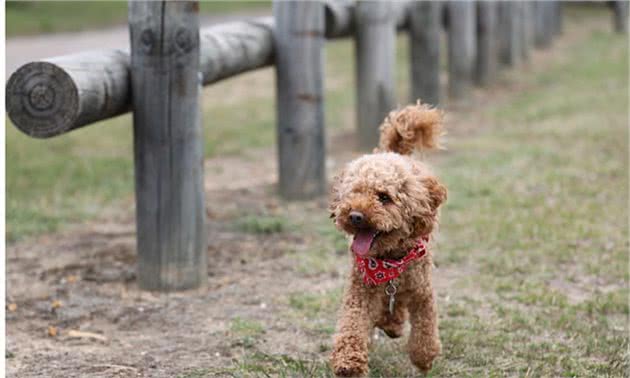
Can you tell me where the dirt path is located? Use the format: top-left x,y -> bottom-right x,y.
5,131 -> 344,377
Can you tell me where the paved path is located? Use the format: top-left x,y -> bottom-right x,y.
6,11 -> 270,77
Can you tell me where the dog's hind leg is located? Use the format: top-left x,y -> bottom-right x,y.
407,288 -> 441,374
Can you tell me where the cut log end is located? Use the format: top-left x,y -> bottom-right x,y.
6,61 -> 80,138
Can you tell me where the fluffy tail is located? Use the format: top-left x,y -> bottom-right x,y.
377,101 -> 444,155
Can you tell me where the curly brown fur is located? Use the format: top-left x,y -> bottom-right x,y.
376,101 -> 444,155
329,103 -> 446,377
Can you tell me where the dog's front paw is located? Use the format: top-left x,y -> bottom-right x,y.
330,352 -> 368,377
409,338 -> 441,374
333,364 -> 367,377
331,335 -> 369,377
414,360 -> 434,375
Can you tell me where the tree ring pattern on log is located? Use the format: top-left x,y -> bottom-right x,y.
6,62 -> 79,138
28,84 -> 56,111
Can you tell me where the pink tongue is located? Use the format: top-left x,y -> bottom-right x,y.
352,230 -> 376,256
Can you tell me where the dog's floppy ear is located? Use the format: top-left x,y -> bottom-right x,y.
328,169 -> 346,218
404,166 -> 447,236
422,176 -> 447,213
405,174 -> 447,216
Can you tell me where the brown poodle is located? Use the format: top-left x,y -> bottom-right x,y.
329,103 -> 447,377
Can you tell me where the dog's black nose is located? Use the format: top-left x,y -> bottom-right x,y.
349,211 -> 365,226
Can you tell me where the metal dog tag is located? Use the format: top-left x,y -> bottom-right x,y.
385,280 -> 397,315
388,294 -> 395,315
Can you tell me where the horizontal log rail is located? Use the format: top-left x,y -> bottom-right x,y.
6,1 -> 410,138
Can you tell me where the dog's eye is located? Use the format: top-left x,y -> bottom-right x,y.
377,192 -> 392,204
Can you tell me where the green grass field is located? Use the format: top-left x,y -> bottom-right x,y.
6,1 -> 270,37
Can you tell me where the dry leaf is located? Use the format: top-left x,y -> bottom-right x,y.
51,300 -> 62,309
48,326 -> 58,337
7,303 -> 17,312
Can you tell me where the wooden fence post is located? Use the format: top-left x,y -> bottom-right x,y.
613,1 -> 629,33
553,1 -> 563,36
521,1 -> 534,62
355,0 -> 396,150
410,1 -> 442,105
448,0 -> 477,100
534,1 -> 552,48
475,0 -> 498,86
273,1 -> 326,199
498,1 -> 521,67
129,1 -> 206,291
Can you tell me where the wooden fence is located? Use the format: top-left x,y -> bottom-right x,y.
6,0 -> 626,291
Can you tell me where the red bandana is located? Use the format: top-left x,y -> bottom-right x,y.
354,237 -> 429,286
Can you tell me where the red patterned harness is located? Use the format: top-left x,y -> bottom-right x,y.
354,237 -> 429,286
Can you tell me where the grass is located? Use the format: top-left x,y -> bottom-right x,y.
6,115 -> 134,242
289,290 -> 342,320
216,7 -> 626,377
230,317 -> 265,350
6,1 -> 270,37
213,352 -> 332,378
235,215 -> 289,235
420,15 -> 627,376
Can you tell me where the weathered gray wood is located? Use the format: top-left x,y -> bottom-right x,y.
544,1 -> 557,42
448,0 -> 476,100
324,0 -> 355,38
521,1 -> 535,61
475,0 -> 498,86
6,50 -> 130,138
553,1 -> 563,36
498,1 -> 521,67
324,0 -> 409,38
410,1 -> 442,105
534,1 -> 552,49
613,1 -> 629,33
199,18 -> 274,85
355,0 -> 396,150
273,1 -> 326,199
129,1 -> 206,291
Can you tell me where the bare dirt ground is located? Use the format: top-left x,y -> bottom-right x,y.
5,132 -> 356,377
6,8 -> 627,378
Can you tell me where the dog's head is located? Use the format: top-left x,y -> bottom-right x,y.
329,103 -> 447,259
